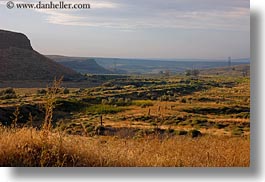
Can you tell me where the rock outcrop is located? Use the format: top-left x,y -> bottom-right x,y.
0,29 -> 82,81
0,30 -> 33,50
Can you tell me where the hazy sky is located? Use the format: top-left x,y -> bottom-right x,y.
0,0 -> 250,59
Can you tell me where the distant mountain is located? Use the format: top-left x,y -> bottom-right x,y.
47,55 -> 113,74
47,55 -> 250,75
0,30 -> 81,81
94,57 -> 250,74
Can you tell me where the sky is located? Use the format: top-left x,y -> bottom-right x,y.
0,0 -> 250,59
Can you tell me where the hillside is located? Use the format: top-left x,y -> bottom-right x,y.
0,30 -> 81,81
47,55 -> 113,74
200,64 -> 250,76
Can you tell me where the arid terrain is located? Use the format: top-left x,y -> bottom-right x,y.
0,29 -> 250,167
0,72 -> 250,167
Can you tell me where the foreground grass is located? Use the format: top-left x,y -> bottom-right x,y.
0,127 -> 249,167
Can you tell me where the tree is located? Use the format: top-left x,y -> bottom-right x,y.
185,70 -> 192,76
185,69 -> 199,77
192,69 -> 200,77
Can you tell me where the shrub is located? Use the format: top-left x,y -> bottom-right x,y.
101,99 -> 108,105
0,88 -> 16,99
215,123 -> 229,129
183,106 -> 249,115
232,128 -> 243,136
180,98 -> 187,103
192,119 -> 208,125
150,122 -> 157,126
235,112 -> 250,119
117,98 -> 124,105
163,120 -> 175,125
62,88 -> 70,94
37,89 -> 47,95
198,97 -> 215,102
167,128 -> 175,134
55,99 -> 87,112
179,121 -> 190,126
189,129 -> 202,138
108,97 -> 116,105
176,115 -> 187,122
185,69 -> 200,77
101,97 -> 132,106
124,98 -> 132,105
176,130 -> 188,135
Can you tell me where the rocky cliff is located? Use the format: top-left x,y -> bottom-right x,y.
0,30 -> 33,50
0,30 -> 81,81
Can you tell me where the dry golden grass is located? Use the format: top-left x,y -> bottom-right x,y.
0,127 -> 249,167
0,77 -> 250,167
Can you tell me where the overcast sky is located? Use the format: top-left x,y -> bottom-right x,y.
0,0 -> 250,59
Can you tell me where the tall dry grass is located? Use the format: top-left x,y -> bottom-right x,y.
42,76 -> 63,131
0,127 -> 249,167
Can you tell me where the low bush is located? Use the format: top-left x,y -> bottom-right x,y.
189,129 -> 202,138
101,97 -> 132,106
215,123 -> 229,129
0,88 -> 16,99
192,119 -> 208,125
37,89 -> 47,95
176,130 -> 188,136
235,112 -> 250,119
180,98 -> 187,103
62,88 -> 70,94
183,106 -> 249,115
232,127 -> 244,136
55,99 -> 87,112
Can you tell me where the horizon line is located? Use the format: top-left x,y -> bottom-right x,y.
45,54 -> 250,62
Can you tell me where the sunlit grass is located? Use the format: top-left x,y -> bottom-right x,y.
0,127 -> 250,167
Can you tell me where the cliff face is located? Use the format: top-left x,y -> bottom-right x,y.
0,30 -> 33,50
0,29 -> 81,81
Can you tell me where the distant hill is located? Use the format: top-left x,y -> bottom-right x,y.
200,64 -> 250,76
0,30 -> 81,81
47,55 -> 113,74
46,56 -> 250,75
95,57 -> 250,74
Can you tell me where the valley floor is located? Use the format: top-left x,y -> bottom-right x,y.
0,74 -> 250,167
